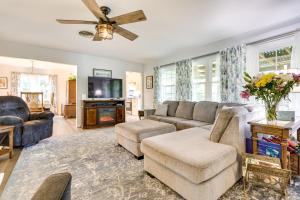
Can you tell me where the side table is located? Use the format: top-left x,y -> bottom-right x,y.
138,110 -> 144,120
249,118 -> 300,169
0,126 -> 14,159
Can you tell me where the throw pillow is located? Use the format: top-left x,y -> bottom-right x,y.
154,104 -> 168,116
210,106 -> 248,143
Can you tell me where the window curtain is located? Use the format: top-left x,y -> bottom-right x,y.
11,72 -> 21,96
175,59 -> 192,101
220,44 -> 246,103
49,75 -> 58,114
153,66 -> 161,106
291,31 -> 300,69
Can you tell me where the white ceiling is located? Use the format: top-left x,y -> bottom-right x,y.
0,0 -> 300,64
0,56 -> 77,72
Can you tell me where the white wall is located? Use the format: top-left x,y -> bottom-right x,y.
143,20 -> 300,108
0,40 -> 144,127
0,63 -> 76,115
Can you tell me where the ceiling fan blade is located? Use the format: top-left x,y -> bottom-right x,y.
113,25 -> 138,41
56,19 -> 98,25
110,10 -> 146,25
82,0 -> 106,21
93,33 -> 102,41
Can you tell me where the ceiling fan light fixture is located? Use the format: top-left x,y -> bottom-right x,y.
97,24 -> 113,40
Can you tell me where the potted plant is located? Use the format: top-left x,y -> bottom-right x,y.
241,72 -> 300,123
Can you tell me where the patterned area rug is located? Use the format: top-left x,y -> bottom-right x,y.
1,128 -> 300,200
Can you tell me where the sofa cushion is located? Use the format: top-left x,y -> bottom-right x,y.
175,101 -> 195,120
147,115 -> 164,121
163,101 -> 179,117
154,104 -> 168,116
141,127 -> 237,184
176,120 -> 210,130
115,119 -> 176,143
210,106 -> 248,143
159,116 -> 188,126
193,101 -> 219,123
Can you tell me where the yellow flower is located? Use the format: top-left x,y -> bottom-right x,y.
255,73 -> 276,88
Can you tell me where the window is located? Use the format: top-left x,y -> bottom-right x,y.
192,55 -> 220,101
160,65 -> 176,101
19,73 -> 53,105
247,37 -> 300,116
259,46 -> 293,72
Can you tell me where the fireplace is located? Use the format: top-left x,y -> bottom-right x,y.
97,107 -> 116,125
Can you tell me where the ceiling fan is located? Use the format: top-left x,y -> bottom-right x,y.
56,0 -> 147,41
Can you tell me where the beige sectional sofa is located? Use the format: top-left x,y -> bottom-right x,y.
145,100 -> 242,130
141,101 -> 264,200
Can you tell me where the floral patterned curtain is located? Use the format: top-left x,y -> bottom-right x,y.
11,72 -> 21,96
49,75 -> 58,114
220,44 -> 246,103
291,31 -> 300,69
153,66 -> 161,106
175,59 -> 192,101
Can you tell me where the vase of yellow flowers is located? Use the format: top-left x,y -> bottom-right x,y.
241,72 -> 300,123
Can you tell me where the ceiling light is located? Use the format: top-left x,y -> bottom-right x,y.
96,24 -> 113,40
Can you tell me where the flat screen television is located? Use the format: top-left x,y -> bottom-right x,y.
88,77 -> 123,98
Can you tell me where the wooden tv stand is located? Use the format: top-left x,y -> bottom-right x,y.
81,99 -> 125,129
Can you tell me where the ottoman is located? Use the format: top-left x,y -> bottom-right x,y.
115,119 -> 176,158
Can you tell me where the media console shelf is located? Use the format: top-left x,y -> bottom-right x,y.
81,99 -> 125,129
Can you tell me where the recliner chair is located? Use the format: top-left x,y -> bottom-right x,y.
0,96 -> 54,147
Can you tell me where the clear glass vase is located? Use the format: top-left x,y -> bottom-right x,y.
265,103 -> 278,124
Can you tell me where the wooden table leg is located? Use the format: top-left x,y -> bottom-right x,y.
252,130 -> 258,155
297,128 -> 300,142
9,128 -> 13,159
281,139 -> 288,169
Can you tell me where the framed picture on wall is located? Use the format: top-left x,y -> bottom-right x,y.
93,68 -> 112,78
146,76 -> 153,89
0,77 -> 7,89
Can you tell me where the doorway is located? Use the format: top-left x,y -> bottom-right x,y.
125,71 -> 142,116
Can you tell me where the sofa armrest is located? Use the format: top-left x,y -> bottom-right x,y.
0,116 -> 23,126
32,173 -> 72,200
144,109 -> 156,118
29,111 -> 54,121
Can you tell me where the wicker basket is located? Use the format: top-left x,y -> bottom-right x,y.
290,153 -> 300,175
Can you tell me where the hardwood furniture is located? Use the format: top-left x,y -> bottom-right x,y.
81,99 -> 125,129
63,80 -> 76,118
138,110 -> 144,120
0,126 -> 14,159
21,92 -> 44,112
67,80 -> 76,104
62,104 -> 76,119
249,118 -> 300,169
242,153 -> 291,198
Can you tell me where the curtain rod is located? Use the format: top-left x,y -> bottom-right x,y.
159,51 -> 219,68
159,28 -> 299,68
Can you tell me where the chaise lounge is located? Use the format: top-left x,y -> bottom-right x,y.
141,102 -> 263,200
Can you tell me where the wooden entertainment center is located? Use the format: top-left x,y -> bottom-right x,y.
81,99 -> 125,129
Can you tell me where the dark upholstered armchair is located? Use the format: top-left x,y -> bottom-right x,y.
0,96 -> 54,147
